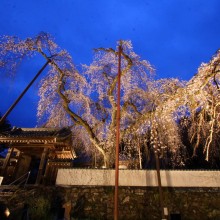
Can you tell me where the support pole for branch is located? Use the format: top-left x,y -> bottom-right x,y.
155,150 -> 167,220
0,60 -> 50,126
114,44 -> 122,220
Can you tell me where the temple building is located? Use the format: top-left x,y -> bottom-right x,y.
0,127 -> 76,185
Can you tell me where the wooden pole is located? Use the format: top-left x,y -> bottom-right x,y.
36,147 -> 48,184
0,60 -> 50,126
155,150 -> 167,219
114,44 -> 122,220
138,138 -> 142,169
1,147 -> 14,176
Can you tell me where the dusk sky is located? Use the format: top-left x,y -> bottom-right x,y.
0,0 -> 220,127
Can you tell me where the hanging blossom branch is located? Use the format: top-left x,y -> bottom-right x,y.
94,43 -> 133,133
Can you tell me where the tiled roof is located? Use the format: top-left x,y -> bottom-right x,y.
0,127 -> 76,159
0,127 -> 72,145
0,127 -> 71,139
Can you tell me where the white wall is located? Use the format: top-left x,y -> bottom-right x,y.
56,169 -> 220,187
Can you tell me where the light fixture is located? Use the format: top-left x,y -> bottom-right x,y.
4,207 -> 10,217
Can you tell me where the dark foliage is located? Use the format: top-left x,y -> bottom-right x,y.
0,113 -> 12,154
0,113 -> 11,133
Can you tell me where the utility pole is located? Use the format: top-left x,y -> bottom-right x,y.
114,44 -> 122,220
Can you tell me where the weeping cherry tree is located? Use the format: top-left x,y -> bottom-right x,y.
1,32 -> 220,168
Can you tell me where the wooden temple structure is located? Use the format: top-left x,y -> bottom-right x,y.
0,127 -> 76,185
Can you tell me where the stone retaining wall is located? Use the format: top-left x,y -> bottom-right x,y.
60,186 -> 220,220
5,185 -> 220,220
55,169 -> 220,219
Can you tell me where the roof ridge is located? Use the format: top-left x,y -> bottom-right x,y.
21,127 -> 61,131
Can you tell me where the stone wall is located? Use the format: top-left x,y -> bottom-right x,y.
54,169 -> 220,219
59,186 -> 220,220
5,185 -> 220,220
4,170 -> 220,219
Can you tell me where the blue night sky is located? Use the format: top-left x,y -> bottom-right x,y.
0,0 -> 220,127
